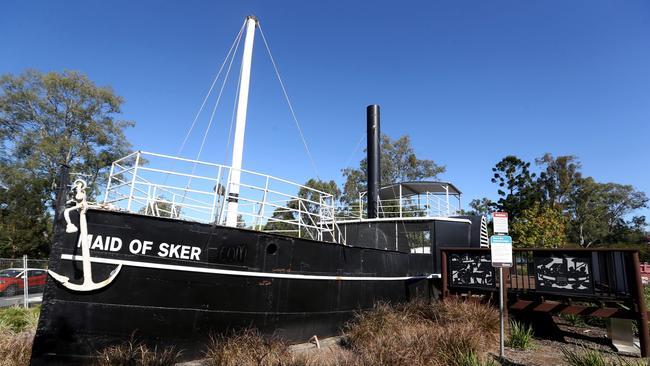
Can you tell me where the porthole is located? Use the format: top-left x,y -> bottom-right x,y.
266,243 -> 278,255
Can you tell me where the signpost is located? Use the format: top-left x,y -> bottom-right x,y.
491,212 -> 512,359
493,212 -> 509,235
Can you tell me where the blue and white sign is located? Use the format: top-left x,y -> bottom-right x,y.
490,235 -> 513,267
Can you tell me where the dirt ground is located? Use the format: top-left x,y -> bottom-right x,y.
486,316 -> 645,366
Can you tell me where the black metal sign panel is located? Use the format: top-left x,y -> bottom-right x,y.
448,253 -> 495,289
534,253 -> 593,294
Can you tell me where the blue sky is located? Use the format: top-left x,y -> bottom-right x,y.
2,1 -> 649,220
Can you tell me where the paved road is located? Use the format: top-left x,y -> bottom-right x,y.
0,292 -> 43,308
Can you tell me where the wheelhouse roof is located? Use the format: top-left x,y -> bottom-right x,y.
378,181 -> 462,200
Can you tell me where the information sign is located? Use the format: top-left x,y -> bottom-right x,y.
493,212 -> 509,234
490,235 -> 512,267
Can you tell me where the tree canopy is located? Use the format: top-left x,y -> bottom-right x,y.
341,134 -> 445,204
480,154 -> 648,247
0,70 -> 134,257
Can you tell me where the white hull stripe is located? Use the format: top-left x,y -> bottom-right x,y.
60,254 -> 440,281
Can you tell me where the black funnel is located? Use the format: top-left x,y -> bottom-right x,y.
367,105 -> 380,219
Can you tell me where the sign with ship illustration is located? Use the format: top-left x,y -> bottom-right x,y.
533,253 -> 594,293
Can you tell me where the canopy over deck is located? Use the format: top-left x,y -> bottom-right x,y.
379,181 -> 462,200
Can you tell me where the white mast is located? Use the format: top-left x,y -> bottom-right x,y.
226,15 -> 257,227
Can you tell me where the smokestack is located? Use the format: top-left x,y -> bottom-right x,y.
367,105 -> 380,219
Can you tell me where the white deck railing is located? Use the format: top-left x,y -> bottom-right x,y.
103,151 -> 345,244
336,193 -> 461,221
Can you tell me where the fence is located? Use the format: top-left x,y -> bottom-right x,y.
441,248 -> 638,300
0,256 -> 48,308
440,247 -> 650,357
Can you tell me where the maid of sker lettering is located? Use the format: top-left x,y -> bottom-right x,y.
76,234 -> 202,261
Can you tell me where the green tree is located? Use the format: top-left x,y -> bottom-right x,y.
460,197 -> 494,217
264,179 -> 340,237
0,70 -> 134,257
511,202 -> 567,248
341,134 -> 445,204
0,70 -> 134,203
535,153 -> 582,209
568,177 -> 648,247
490,155 -> 539,220
137,197 -> 180,218
0,172 -> 52,257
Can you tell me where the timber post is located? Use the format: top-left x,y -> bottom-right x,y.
632,251 -> 650,357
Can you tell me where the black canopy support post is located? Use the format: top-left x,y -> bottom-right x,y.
366,104 -> 380,219
632,251 -> 650,357
441,249 -> 448,300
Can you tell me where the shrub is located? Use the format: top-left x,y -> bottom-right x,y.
341,299 -> 499,366
204,328 -> 290,366
0,330 -> 34,366
95,337 -> 181,366
0,306 -> 39,366
507,320 -> 534,350
201,299 -> 500,366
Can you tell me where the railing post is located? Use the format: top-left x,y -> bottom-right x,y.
217,167 -> 233,225
152,186 -> 158,216
444,184 -> 450,216
426,192 -> 430,216
103,162 -> 116,204
256,176 -> 270,230
632,251 -> 650,357
126,151 -> 141,212
358,192 -> 363,220
297,199 -> 302,238
144,184 -> 152,215
210,167 -> 223,223
399,184 -> 403,218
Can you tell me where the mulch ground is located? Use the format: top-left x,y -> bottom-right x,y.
487,316 -> 644,366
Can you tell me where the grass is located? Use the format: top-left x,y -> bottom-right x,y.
0,305 -> 39,333
561,347 -> 650,366
506,320 -> 535,350
561,313 -> 587,327
203,298 -> 500,366
562,347 -> 609,366
0,306 -> 40,366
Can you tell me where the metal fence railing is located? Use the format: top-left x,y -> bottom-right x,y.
440,248 -> 638,300
102,151 -> 345,244
0,256 -> 48,308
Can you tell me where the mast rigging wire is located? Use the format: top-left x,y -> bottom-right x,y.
257,24 -> 321,180
177,21 -> 246,158
343,131 -> 366,170
179,24 -> 244,207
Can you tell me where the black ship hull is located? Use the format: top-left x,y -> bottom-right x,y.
31,209 -> 435,364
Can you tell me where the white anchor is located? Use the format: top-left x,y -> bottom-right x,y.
48,179 -> 123,291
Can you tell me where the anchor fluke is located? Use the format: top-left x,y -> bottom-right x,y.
48,264 -> 123,291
